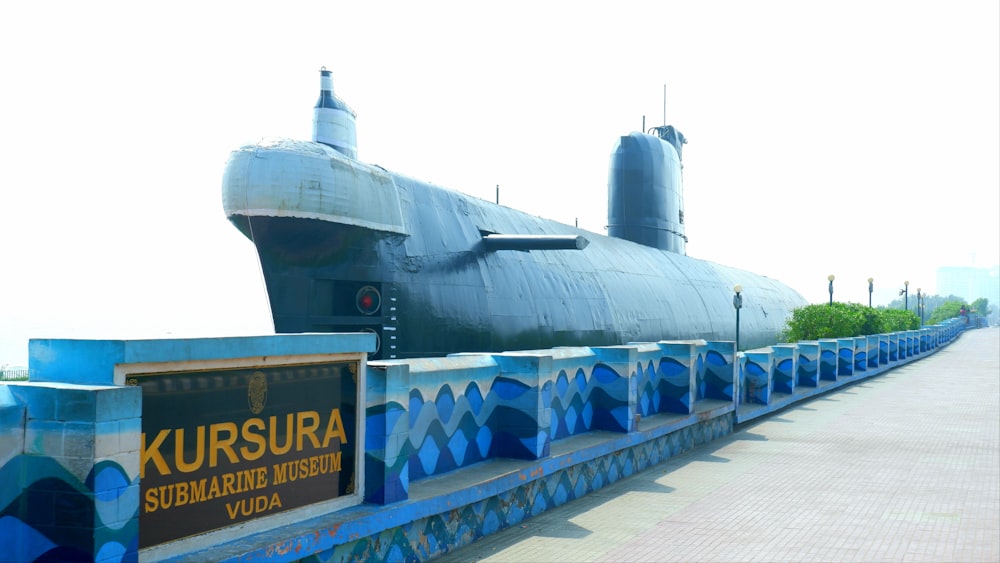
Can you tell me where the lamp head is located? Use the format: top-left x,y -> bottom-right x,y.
828,274 -> 835,282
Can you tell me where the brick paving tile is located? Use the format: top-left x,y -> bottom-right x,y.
435,327 -> 999,563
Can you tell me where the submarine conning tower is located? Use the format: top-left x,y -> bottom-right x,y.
607,126 -> 687,255
312,67 -> 358,159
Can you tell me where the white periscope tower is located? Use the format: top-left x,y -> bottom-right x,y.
312,67 -> 357,159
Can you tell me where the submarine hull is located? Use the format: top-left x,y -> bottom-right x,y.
223,138 -> 807,359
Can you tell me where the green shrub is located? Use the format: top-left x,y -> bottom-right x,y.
783,302 -> 919,341
878,308 -> 921,332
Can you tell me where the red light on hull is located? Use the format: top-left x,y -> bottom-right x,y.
356,286 -> 381,315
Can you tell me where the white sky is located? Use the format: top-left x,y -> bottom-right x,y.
1,1 -> 997,366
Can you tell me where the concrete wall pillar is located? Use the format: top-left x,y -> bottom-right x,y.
837,338 -> 855,376
2,382 -> 141,562
819,339 -> 838,380
492,354 -> 552,460
364,362 -> 410,504
591,346 -> 639,432
771,344 -> 797,394
867,336 -> 880,369
655,342 -> 702,415
853,337 -> 868,374
741,349 -> 773,406
703,341 -> 737,402
795,342 -> 819,387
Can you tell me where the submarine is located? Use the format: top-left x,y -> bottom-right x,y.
222,68 -> 807,360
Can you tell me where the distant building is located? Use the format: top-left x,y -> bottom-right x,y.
937,265 -> 1000,325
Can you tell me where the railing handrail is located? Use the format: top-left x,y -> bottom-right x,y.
1,368 -> 29,381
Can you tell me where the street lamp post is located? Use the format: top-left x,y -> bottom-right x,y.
868,277 -> 874,308
917,288 -> 923,326
903,280 -> 909,311
733,284 -> 743,351
828,275 -> 835,305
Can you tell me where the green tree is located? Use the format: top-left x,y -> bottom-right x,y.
970,297 -> 991,317
886,293 -> 958,323
926,299 -> 968,325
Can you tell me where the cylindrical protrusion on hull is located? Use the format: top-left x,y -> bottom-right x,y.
482,234 -> 590,251
607,132 -> 687,254
312,68 -> 358,159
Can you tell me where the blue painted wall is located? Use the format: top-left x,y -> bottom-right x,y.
0,319 -> 969,561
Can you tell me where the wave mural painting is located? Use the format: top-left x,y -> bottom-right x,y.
0,383 -> 141,563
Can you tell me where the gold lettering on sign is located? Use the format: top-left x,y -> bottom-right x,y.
225,493 -> 282,520
136,361 -> 358,549
143,466 -> 270,513
272,451 -> 342,485
140,408 -> 348,478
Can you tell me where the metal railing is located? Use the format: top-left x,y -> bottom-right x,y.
1,368 -> 29,381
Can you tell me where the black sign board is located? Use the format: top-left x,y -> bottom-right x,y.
131,361 -> 358,548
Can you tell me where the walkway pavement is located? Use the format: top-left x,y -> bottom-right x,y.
436,327 -> 1000,562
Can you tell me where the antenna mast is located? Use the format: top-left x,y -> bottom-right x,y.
663,84 -> 667,125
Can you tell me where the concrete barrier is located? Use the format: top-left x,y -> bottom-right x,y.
0,318 -> 969,561
796,342 -> 820,387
